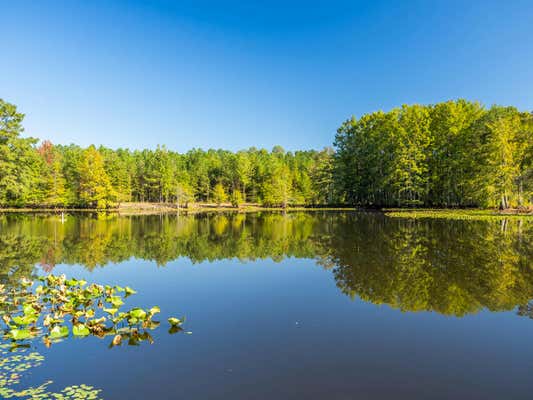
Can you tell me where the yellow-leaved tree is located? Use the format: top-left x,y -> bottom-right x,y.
78,145 -> 115,208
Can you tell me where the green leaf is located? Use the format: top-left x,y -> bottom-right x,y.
49,325 -> 69,339
23,303 -> 38,316
10,328 -> 32,340
149,306 -> 160,315
104,308 -> 118,315
12,314 -> 37,325
168,317 -> 182,326
129,308 -> 147,320
73,324 -> 90,336
124,286 -> 137,296
108,296 -> 124,307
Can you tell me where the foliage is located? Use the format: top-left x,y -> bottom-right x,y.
0,273 -> 186,399
78,146 -> 115,209
230,190 -> 244,207
0,343 -> 103,399
334,100 -> 532,208
1,98 -> 531,209
0,99 -> 44,207
0,99 -> 333,208
0,274 -> 184,347
212,183 -> 227,205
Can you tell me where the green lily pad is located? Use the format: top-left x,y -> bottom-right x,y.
168,317 -> 182,326
12,314 -> 37,325
108,296 -> 124,307
23,303 -> 38,316
124,286 -> 137,296
73,324 -> 90,336
49,325 -> 69,339
10,328 -> 33,340
129,308 -> 147,320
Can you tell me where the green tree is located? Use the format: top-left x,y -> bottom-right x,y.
38,140 -> 67,207
230,189 -> 244,207
212,183 -> 227,205
0,99 -> 45,207
262,163 -> 292,207
78,146 -> 115,208
484,109 -> 523,209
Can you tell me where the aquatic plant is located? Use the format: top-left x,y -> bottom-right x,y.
0,274 -> 186,398
384,208 -> 533,221
0,343 -> 103,399
0,274 -> 184,348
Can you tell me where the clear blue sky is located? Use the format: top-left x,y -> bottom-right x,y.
2,0 -> 532,152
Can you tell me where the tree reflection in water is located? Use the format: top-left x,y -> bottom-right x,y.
0,211 -> 531,317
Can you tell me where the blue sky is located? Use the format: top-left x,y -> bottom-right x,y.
2,0 -> 532,151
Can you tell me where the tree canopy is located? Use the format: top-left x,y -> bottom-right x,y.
334,100 -> 532,208
0,98 -> 531,209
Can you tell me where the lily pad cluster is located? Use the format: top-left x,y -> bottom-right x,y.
0,343 -> 102,399
0,275 -> 184,348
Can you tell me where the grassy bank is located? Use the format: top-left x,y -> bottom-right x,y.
384,208 -> 533,221
0,202 -> 357,214
1,203 -> 532,219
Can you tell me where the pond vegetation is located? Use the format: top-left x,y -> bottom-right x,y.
0,273 -> 185,399
1,274 -> 183,347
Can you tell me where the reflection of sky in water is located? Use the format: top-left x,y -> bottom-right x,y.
1,213 -> 533,399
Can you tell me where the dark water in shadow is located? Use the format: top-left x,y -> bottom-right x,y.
1,211 -> 532,399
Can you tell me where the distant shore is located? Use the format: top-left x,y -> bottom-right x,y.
0,202 -> 357,214
0,203 -> 531,219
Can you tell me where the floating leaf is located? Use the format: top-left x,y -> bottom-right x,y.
108,296 -> 124,307
129,308 -> 147,320
112,334 -> 122,346
124,286 -> 137,296
23,303 -> 38,316
10,328 -> 33,340
168,317 -> 182,326
12,314 -> 37,325
73,324 -> 90,336
49,325 -> 69,339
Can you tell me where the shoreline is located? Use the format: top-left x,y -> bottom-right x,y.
0,204 -> 531,218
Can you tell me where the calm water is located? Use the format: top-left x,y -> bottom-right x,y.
1,211 -> 532,399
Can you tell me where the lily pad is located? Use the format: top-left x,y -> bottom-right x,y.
10,329 -> 33,340
49,325 -> 69,339
73,324 -> 90,336
168,317 -> 182,326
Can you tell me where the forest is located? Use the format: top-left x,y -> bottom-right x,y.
0,98 -> 531,209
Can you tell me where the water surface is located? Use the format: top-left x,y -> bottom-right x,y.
1,212 -> 532,399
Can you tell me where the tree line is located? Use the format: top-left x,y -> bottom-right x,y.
334,100 -> 533,208
0,98 -> 531,209
0,99 -> 334,208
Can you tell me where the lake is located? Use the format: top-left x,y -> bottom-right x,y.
1,211 -> 532,399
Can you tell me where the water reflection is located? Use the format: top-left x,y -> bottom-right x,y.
1,212 -> 531,317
